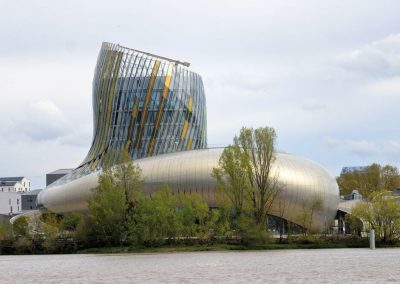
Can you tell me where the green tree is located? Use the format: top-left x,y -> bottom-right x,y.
87,168 -> 127,246
85,147 -> 142,247
12,216 -> 30,238
351,192 -> 400,243
0,222 -> 13,241
236,214 -> 271,245
337,164 -> 400,197
39,213 -> 62,253
150,184 -> 180,241
344,213 -> 363,236
60,213 -> 83,232
297,202 -> 311,236
212,145 -> 250,218
308,196 -> 323,233
176,192 -> 209,238
128,195 -> 162,246
114,147 -> 143,213
213,126 -> 281,227
296,195 -> 323,235
129,184 -> 179,246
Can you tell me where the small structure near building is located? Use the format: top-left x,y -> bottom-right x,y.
342,190 -> 363,201
21,189 -> 42,211
46,169 -> 73,186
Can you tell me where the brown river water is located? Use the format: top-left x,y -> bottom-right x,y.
1,248 -> 400,283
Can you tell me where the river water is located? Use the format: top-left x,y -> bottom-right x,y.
1,248 -> 399,283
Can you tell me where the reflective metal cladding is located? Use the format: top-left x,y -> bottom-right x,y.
37,42 -> 340,229
80,42 -> 207,172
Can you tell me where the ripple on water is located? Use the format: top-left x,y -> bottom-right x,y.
1,249 -> 400,283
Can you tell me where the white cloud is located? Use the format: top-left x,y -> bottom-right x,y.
323,138 -> 400,160
366,76 -> 400,96
302,100 -> 327,112
337,33 -> 400,77
23,101 -> 72,141
346,140 -> 380,157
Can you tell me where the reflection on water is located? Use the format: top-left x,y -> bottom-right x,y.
1,248 -> 400,283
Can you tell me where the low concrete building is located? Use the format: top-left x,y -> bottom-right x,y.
21,189 -> 42,211
46,169 -> 73,186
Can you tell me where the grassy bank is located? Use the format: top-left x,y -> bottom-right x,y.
5,236 -> 400,255
77,239 -> 373,254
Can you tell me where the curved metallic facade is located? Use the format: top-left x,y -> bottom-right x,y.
37,42 -> 340,229
38,149 -> 339,228
79,42 -> 207,173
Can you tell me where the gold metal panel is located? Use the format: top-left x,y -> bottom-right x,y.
186,138 -> 193,150
90,158 -> 100,171
98,51 -> 123,156
135,60 -> 161,150
161,63 -> 173,99
181,121 -> 189,139
188,97 -> 193,112
131,96 -> 139,118
86,50 -> 117,164
125,97 -> 139,148
147,63 -> 174,156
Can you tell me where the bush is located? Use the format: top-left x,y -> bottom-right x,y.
236,215 -> 272,245
60,214 -> 82,232
12,217 -> 30,238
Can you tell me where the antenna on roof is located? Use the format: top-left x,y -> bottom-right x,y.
117,44 -> 191,67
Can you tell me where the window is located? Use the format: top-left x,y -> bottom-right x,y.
17,199 -> 19,205
10,206 -> 13,213
9,199 -> 11,205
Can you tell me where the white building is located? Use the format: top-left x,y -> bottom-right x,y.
0,177 -> 31,215
0,192 -> 21,215
0,177 -> 31,193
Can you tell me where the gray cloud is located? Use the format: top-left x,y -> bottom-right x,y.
322,138 -> 400,159
1,0 -> 400,187
337,33 -> 400,77
22,101 -> 72,141
302,100 -> 327,112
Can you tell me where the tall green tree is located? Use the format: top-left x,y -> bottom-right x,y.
114,147 -> 143,212
296,195 -> 323,235
212,145 -> 250,218
86,147 -> 143,246
87,170 -> 127,246
213,126 -> 281,227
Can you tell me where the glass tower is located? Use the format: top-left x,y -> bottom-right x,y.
78,42 -> 207,173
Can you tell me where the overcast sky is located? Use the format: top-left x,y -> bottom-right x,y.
1,0 -> 400,188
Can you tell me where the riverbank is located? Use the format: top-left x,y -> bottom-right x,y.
78,239 -> 373,254
4,236 -> 400,255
